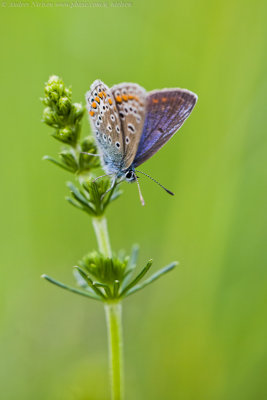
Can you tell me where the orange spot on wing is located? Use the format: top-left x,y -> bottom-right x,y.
89,111 -> 95,116
92,102 -> 97,108
99,92 -> 103,98
116,95 -> 122,103
108,98 -> 113,105
103,91 -> 107,97
122,94 -> 128,101
95,96 -> 100,103
128,94 -> 134,100
162,97 -> 167,102
152,99 -> 159,104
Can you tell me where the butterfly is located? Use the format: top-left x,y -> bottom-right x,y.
85,80 -> 197,205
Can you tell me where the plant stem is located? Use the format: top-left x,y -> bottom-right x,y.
92,216 -> 112,258
105,302 -> 124,400
92,215 -> 124,399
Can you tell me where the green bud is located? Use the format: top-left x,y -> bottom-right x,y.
64,88 -> 72,98
81,135 -> 98,152
41,76 -> 83,148
58,96 -> 71,115
72,103 -> 84,121
79,136 -> 100,171
54,127 -> 77,145
49,90 -> 59,103
79,153 -> 100,174
58,83 -> 65,97
78,251 -> 129,286
42,107 -> 57,127
47,75 -> 61,85
44,76 -> 72,108
66,178 -> 122,217
42,244 -> 177,302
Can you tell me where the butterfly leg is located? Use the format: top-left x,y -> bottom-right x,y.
101,175 -> 117,200
93,173 -> 113,183
81,152 -> 100,157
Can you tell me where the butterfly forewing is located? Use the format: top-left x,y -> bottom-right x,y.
111,83 -> 147,169
86,80 -> 124,173
133,89 -> 197,167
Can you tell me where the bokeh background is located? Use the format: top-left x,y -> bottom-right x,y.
0,0 -> 267,399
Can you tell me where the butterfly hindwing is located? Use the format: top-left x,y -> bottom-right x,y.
111,83 -> 147,169
133,89 -> 198,167
85,80 -> 124,173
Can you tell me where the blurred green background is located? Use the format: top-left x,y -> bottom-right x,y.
0,0 -> 267,399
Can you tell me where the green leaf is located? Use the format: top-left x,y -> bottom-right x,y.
102,181 -> 116,208
59,149 -> 79,170
125,262 -> 178,297
120,259 -> 153,297
113,280 -> 120,298
66,196 -> 95,215
121,245 -> 139,290
90,181 -> 102,215
74,267 -> 107,299
67,182 -> 94,211
43,155 -> 73,172
94,282 -> 112,298
66,196 -> 87,212
41,274 -> 101,300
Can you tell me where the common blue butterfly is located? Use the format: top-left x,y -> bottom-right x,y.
85,80 -> 197,205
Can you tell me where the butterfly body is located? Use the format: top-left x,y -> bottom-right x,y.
85,80 -> 197,202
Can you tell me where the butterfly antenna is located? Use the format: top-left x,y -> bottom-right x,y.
135,170 -> 174,196
134,173 -> 145,206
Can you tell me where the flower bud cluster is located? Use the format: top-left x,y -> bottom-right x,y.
42,75 -> 84,146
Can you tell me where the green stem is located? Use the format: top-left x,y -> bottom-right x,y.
92,215 -> 124,399
92,216 -> 112,258
105,302 -> 124,400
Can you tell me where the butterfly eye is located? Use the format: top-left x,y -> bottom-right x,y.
125,170 -> 134,181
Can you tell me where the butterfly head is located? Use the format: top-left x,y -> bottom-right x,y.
119,167 -> 144,206
124,168 -> 136,183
